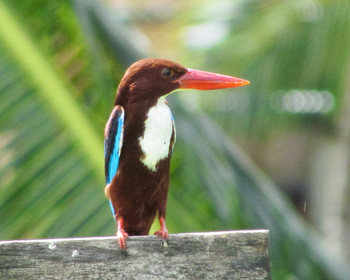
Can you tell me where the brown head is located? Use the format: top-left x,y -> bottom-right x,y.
114,58 -> 249,106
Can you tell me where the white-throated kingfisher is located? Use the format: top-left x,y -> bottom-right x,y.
104,59 -> 249,250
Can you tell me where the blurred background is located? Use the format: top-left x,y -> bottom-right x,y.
0,0 -> 349,279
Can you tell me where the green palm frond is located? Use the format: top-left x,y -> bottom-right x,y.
0,1 -> 349,279
171,103 -> 350,279
0,1 -> 112,238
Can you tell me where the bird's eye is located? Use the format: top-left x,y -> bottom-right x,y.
161,68 -> 174,79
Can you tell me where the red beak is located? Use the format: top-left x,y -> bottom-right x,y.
175,68 -> 250,90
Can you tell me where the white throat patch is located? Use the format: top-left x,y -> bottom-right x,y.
138,99 -> 174,171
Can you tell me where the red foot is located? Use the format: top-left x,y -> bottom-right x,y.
117,228 -> 128,250
116,218 -> 128,251
154,217 -> 169,240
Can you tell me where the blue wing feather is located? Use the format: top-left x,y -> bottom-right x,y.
104,106 -> 124,216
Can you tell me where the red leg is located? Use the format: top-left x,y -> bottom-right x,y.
154,216 -> 168,240
116,217 -> 128,250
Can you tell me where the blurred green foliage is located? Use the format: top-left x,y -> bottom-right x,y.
0,0 -> 349,279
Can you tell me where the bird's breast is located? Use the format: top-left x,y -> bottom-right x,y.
138,98 -> 175,171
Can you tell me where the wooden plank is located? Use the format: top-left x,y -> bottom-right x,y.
0,230 -> 270,280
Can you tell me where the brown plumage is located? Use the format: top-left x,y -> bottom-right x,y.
104,59 -> 249,250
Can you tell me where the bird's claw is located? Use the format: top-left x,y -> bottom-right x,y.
155,227 -> 169,247
154,216 -> 169,243
117,228 -> 128,251
154,228 -> 169,240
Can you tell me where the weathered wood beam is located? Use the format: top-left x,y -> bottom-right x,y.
0,230 -> 270,280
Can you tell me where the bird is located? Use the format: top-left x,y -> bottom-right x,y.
104,59 -> 249,250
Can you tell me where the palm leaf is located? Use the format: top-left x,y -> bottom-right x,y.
172,106 -> 350,279
0,1 -> 112,238
0,1 -> 349,279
